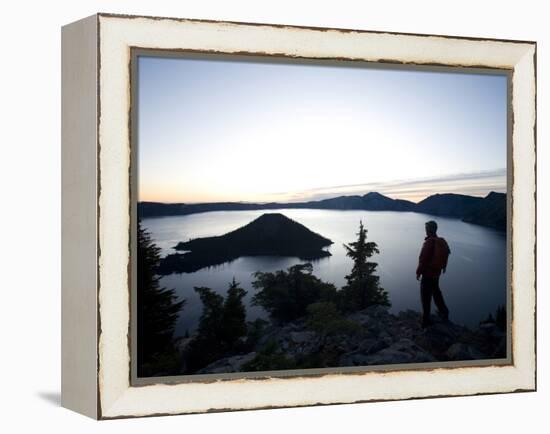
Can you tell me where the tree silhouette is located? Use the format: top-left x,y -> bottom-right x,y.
137,222 -> 185,377
185,287 -> 225,372
252,263 -> 337,322
338,221 -> 390,311
221,278 -> 248,346
185,280 -> 248,372
194,286 -> 225,342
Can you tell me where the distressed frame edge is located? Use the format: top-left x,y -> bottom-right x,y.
95,11 -> 536,46
94,14 -> 536,419
61,13 -> 100,420
129,49 -> 514,388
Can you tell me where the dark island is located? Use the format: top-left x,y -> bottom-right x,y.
157,213 -> 333,274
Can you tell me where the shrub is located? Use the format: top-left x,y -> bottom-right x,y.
306,302 -> 361,339
252,263 -> 337,322
241,340 -> 297,372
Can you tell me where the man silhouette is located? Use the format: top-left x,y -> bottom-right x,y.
416,220 -> 450,328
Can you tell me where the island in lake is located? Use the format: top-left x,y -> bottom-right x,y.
157,213 -> 333,274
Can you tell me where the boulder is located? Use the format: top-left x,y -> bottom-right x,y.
197,352 -> 257,374
339,352 -> 373,367
339,338 -> 436,366
194,305 -> 507,373
492,336 -> 507,358
290,331 -> 315,344
364,304 -> 390,318
358,337 -> 389,354
412,318 -> 468,358
372,338 -> 436,364
446,343 -> 485,361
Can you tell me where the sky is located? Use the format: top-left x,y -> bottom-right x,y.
138,55 -> 508,204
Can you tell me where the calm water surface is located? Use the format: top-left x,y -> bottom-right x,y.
142,209 -> 506,336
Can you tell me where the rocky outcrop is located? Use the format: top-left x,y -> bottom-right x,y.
195,306 -> 506,374
196,352 -> 258,374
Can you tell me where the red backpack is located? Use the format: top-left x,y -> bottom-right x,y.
431,237 -> 450,270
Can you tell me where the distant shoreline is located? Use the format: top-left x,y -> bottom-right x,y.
139,191 -> 507,231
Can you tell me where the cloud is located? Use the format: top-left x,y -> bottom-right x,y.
265,168 -> 507,203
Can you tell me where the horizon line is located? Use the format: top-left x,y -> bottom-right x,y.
139,189 -> 505,206
139,169 -> 506,205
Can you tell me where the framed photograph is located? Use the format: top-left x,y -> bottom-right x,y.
61,13 -> 536,419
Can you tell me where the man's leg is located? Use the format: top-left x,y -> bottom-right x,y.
432,276 -> 449,320
420,277 -> 433,326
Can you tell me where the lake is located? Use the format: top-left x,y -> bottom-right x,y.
142,209 -> 507,336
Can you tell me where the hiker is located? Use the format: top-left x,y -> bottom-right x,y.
416,220 -> 450,328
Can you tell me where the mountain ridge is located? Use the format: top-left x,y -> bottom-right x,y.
140,191 -> 506,231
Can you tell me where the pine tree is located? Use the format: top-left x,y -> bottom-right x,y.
185,287 -> 225,372
221,278 -> 248,346
339,220 -> 390,311
137,222 -> 185,376
194,286 -> 225,342
186,280 -> 248,372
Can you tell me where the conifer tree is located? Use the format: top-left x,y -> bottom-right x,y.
185,287 -> 224,372
339,221 -> 390,311
186,280 -> 248,372
221,278 -> 248,346
194,286 -> 225,340
137,222 -> 185,376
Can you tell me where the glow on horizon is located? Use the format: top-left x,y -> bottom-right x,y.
138,55 -> 507,204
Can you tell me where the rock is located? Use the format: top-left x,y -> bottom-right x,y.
339,351 -> 372,366
347,313 -> 371,327
195,304 -> 507,373
378,330 -> 392,340
478,323 -> 500,337
365,348 -> 416,365
279,339 -> 291,351
446,343 -> 485,361
197,352 -> 257,374
412,318 -> 469,358
290,331 -> 315,344
363,340 -> 436,365
398,309 -> 421,320
364,304 -> 390,318
339,338 -> 436,366
175,336 -> 195,354
176,336 -> 196,372
339,339 -> 388,365
492,336 -> 507,358
358,338 -> 388,354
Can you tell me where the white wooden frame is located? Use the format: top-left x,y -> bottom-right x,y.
61,13 -> 536,419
